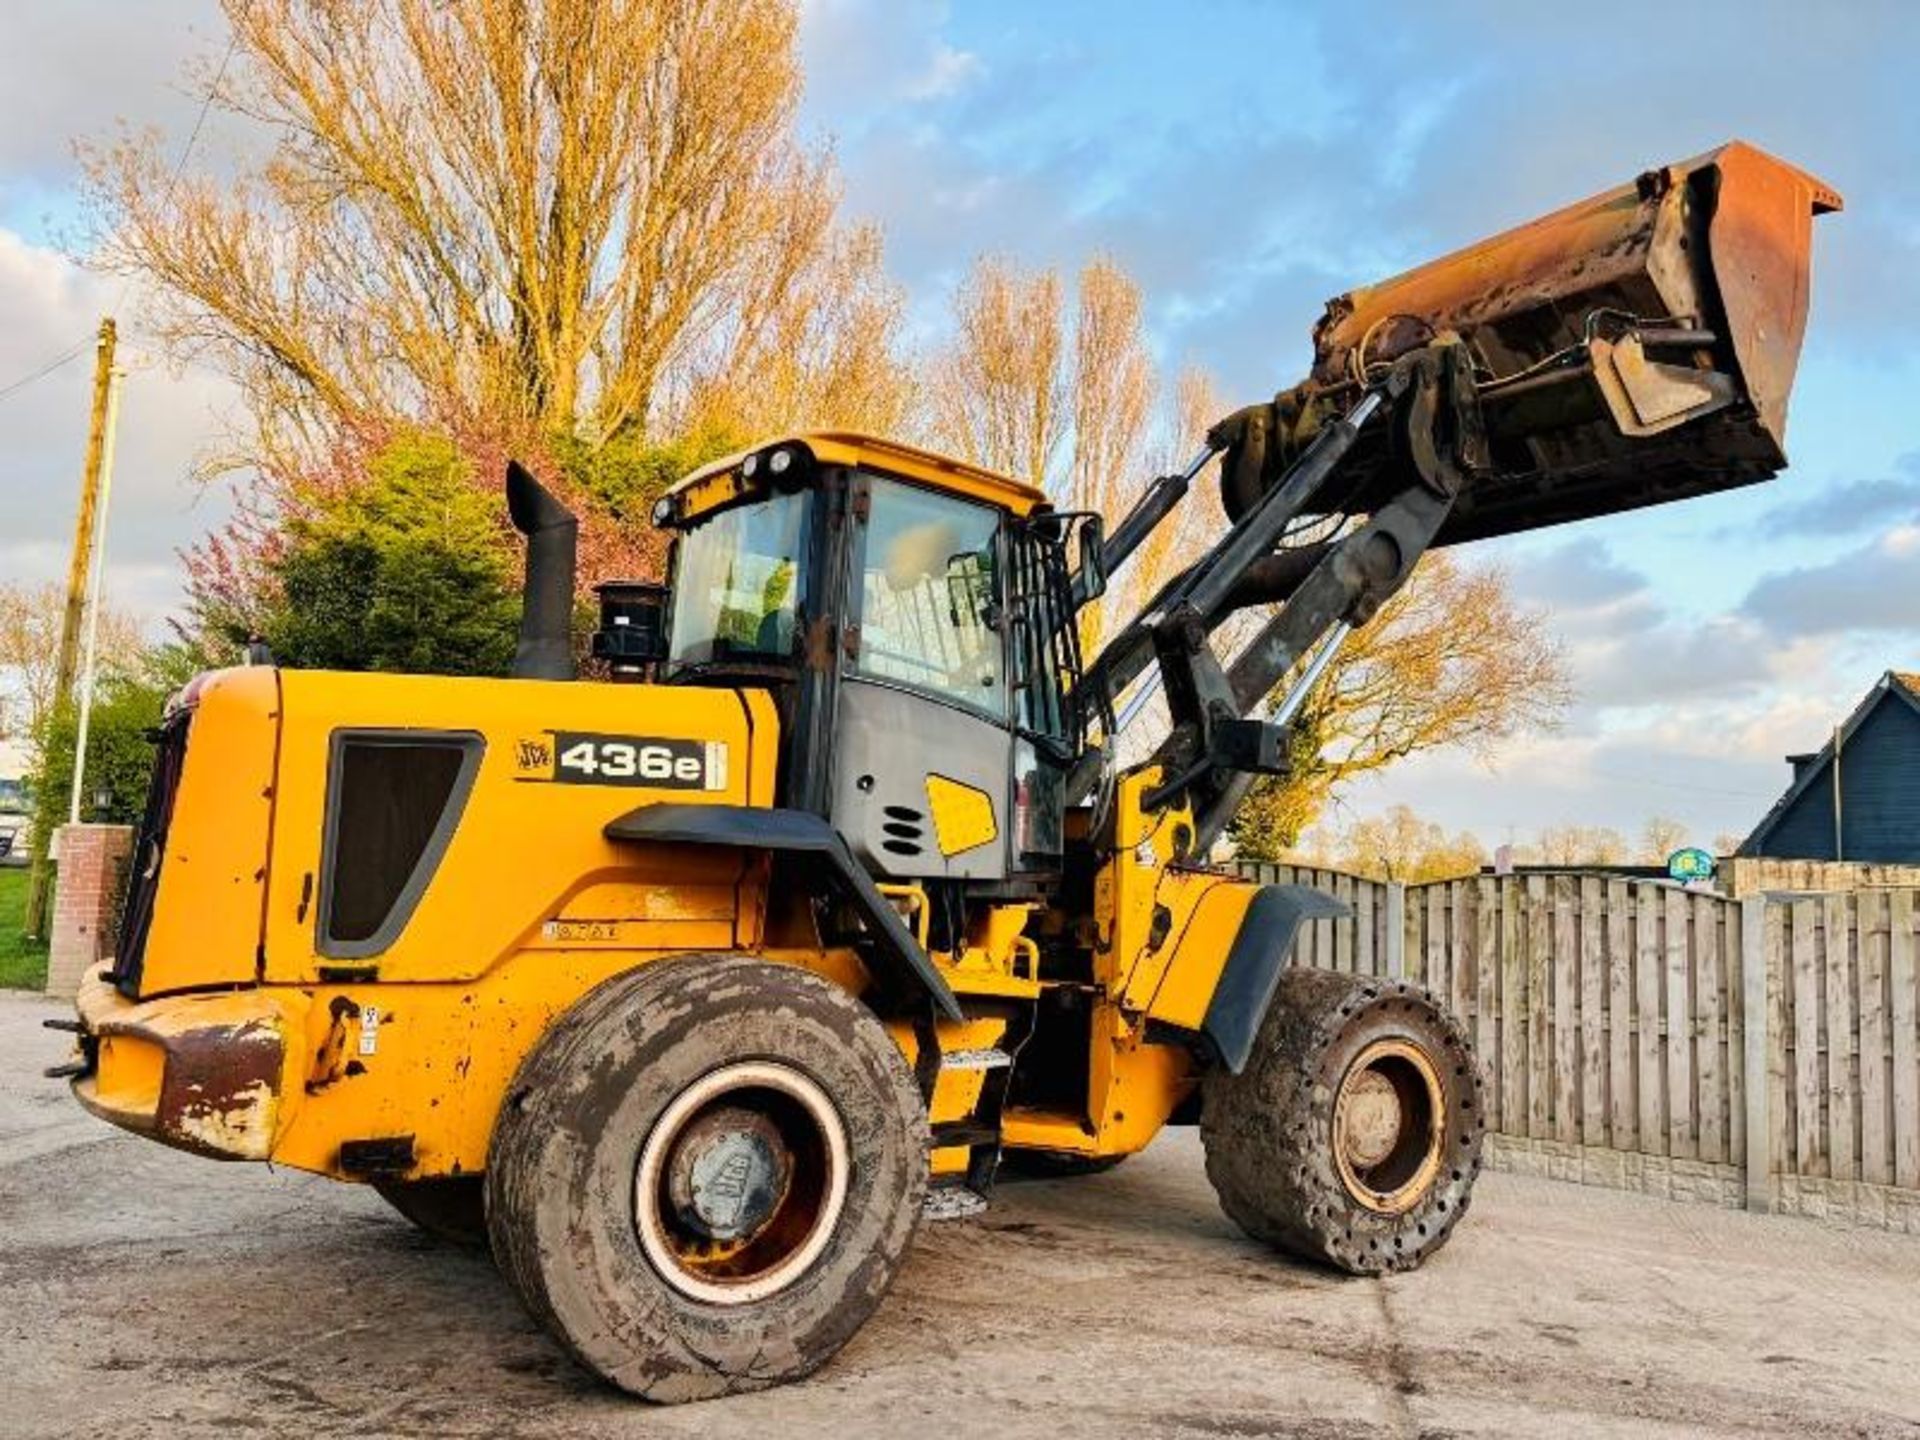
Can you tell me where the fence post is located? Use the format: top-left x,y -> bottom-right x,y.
1740,896 -> 1773,1213
1384,882 -> 1406,980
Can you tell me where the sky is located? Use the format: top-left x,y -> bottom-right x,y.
2,0 -> 1918,851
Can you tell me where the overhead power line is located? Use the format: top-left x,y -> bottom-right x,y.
0,340 -> 92,405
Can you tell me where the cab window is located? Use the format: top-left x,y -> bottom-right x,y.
668,489 -> 812,669
855,478 -> 1004,718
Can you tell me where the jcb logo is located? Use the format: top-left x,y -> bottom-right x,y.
518,730 -> 728,792
513,736 -> 554,775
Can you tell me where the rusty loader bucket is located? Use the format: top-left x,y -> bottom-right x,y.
1271,141 -> 1841,543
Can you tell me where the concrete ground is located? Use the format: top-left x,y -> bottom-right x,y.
5,990 -> 1918,1440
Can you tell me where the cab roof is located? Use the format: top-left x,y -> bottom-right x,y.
666,431 -> 1049,522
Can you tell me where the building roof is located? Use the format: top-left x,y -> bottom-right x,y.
1738,669 -> 1920,856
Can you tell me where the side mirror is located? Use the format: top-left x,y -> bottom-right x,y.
1076,515 -> 1108,603
591,579 -> 670,679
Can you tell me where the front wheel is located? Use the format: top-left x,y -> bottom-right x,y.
486,956 -> 929,1402
1201,969 -> 1485,1275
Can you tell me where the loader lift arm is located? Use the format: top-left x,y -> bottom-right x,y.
1069,141 -> 1838,856
1072,340 -> 1486,854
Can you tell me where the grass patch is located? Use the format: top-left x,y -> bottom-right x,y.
0,867 -> 49,990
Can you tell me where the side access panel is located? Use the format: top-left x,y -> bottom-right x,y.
1146,882 -> 1348,1073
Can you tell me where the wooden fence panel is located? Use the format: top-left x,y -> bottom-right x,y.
1859,890 -> 1890,1186
1526,877 -> 1552,1139
1552,878 -> 1579,1142
1892,890 -> 1919,1190
1356,879 -> 1376,977
1475,878 -> 1499,1092
1449,882 -> 1474,1033
1235,860 -> 1920,1205
1696,892 -> 1726,1164
1606,879 -> 1635,1151
1665,887 -> 1695,1159
1789,898 -> 1825,1177
1428,887 -> 1443,998
1726,894 -> 1745,1171
1635,889 -> 1666,1156
1499,882 -> 1524,1135
1825,893 -> 1856,1181
1580,876 -> 1606,1147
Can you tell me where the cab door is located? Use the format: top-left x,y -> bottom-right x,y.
831,475 -> 1012,883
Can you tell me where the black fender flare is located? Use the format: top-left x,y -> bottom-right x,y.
604,803 -> 964,1022
1202,883 -> 1350,1074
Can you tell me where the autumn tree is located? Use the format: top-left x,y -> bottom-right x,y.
1537,824 -> 1628,866
929,257 -> 1068,487
1230,553 -> 1570,858
1640,816 -> 1691,862
84,0 -> 911,470
0,582 -> 144,751
1066,261 -> 1156,536
1293,806 -> 1486,884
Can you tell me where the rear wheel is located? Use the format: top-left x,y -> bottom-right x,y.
1201,969 -> 1484,1275
372,1176 -> 487,1249
487,955 -> 929,1402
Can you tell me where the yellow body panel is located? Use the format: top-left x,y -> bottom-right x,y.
1138,880 -> 1266,1031
924,774 -> 998,856
137,668 -> 281,994
70,585 -> 1270,1190
261,671 -> 778,985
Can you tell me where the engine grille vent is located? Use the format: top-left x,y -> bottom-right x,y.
881,804 -> 925,856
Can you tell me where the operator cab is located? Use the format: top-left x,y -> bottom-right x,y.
627,433 -> 1098,892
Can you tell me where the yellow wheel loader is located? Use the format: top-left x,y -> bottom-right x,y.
54,142 -> 1836,1401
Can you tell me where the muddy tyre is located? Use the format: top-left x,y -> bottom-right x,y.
372,1176 -> 488,1248
1201,969 -> 1484,1275
486,955 -> 929,1402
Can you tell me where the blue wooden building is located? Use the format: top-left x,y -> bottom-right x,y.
1738,671 -> 1920,863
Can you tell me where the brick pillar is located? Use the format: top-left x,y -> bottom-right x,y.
45,823 -> 135,999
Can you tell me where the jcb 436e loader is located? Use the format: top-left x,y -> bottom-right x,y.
58,142 -> 1837,1401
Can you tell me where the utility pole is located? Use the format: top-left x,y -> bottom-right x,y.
23,318 -> 117,940
69,361 -> 127,826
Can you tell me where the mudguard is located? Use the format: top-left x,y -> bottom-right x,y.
1201,884 -> 1350,1074
605,803 -> 965,1021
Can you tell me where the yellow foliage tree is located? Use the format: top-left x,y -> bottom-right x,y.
0,582 -> 144,752
1293,805 -> 1487,884
929,257 -> 1069,487
83,0 -> 910,469
1231,553 -> 1571,858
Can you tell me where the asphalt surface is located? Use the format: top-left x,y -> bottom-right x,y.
5,989 -> 1918,1438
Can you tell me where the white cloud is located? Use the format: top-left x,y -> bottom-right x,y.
1742,526 -> 1920,638
0,229 -> 237,628
902,44 -> 982,100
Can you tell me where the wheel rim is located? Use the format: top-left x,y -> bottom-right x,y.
1332,1038 -> 1446,1215
633,1061 -> 850,1305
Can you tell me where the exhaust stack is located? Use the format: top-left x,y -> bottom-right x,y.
506,461 -> 578,681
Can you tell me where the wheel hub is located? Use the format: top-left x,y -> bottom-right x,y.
1337,1070 -> 1403,1168
667,1108 -> 790,1243
1332,1038 -> 1446,1215
634,1061 -> 850,1306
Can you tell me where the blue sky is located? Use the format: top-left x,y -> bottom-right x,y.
2,0 -> 1917,848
